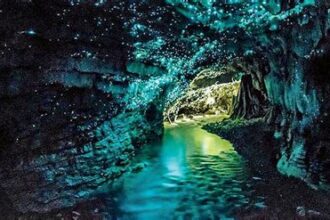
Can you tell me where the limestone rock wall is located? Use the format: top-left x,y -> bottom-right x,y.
229,2 -> 330,187
0,0 -> 166,213
165,68 -> 240,121
0,58 -> 165,212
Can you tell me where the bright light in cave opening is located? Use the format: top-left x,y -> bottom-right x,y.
164,68 -> 241,123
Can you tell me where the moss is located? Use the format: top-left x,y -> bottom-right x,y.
131,162 -> 147,173
203,117 -> 262,135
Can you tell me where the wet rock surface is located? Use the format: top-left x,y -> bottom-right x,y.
204,119 -> 330,219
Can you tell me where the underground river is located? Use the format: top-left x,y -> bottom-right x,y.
102,117 -> 265,219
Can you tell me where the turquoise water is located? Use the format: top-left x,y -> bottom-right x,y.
106,120 -> 264,219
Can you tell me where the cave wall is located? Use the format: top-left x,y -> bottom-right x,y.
0,60 -> 165,212
0,0 -> 167,212
230,2 -> 330,187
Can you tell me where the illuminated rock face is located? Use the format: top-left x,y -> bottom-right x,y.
165,68 -> 240,121
0,56 -> 165,212
0,0 -> 329,213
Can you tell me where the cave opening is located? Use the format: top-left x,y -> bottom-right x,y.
164,67 -> 241,124
110,66 -> 264,219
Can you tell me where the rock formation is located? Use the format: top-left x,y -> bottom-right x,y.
0,0 -> 166,212
165,68 -> 240,121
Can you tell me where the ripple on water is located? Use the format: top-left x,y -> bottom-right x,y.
106,122 -> 265,219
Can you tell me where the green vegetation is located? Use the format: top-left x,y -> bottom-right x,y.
203,117 -> 264,134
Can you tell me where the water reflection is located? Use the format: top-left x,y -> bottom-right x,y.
109,120 -> 264,219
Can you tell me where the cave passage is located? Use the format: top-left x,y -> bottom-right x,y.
164,68 -> 241,123
104,117 -> 264,219
99,75 -> 255,219
1,1 -> 330,219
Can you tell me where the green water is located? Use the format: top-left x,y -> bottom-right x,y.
108,119 -> 264,219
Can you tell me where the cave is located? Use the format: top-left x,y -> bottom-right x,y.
1,0 -> 330,219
